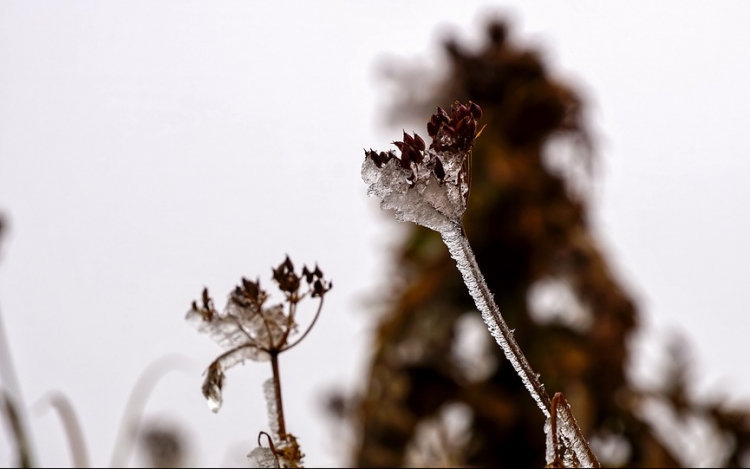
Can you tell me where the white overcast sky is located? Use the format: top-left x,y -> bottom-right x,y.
2,1 -> 750,467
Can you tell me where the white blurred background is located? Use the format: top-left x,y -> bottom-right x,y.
1,1 -> 750,467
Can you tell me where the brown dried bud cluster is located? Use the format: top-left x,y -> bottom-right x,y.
364,101 -> 482,184
230,277 -> 268,310
271,255 -> 332,299
272,256 -> 300,294
427,101 -> 483,152
191,287 -> 218,321
301,264 -> 330,298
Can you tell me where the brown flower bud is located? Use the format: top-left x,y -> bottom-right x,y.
402,131 -> 414,147
469,101 -> 483,120
413,133 -> 426,151
427,120 -> 438,138
454,102 -> 469,120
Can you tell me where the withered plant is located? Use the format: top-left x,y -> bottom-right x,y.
186,256 -> 331,468
362,101 -> 598,467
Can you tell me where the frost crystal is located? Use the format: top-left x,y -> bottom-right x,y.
361,148 -> 468,233
248,446 -> 279,468
263,378 -> 280,442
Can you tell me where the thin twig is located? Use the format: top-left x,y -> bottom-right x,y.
282,297 -> 324,353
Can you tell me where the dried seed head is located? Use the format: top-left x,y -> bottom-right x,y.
191,288 -> 216,321
231,277 -> 267,308
361,101 -> 483,233
272,255 -> 300,294
302,263 -> 332,298
429,101 -> 483,153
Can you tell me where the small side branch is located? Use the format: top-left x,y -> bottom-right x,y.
283,298 -> 325,353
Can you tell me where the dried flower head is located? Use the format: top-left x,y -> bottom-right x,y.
186,256 -> 331,413
362,101 -> 483,233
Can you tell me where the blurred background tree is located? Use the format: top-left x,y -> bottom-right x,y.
337,19 -> 750,468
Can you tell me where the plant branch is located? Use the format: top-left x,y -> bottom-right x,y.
282,297 -> 324,353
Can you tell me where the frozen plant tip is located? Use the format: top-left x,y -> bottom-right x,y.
186,256 -> 331,468
362,101 -> 482,233
362,102 -> 599,467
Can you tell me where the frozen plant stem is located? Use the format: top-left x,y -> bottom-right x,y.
547,393 -> 599,468
362,101 -> 600,467
269,352 -> 287,440
441,225 -> 551,416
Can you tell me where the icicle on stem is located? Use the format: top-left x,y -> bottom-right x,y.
441,225 -> 552,417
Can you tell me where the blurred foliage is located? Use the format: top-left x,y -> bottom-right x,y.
342,19 -> 750,468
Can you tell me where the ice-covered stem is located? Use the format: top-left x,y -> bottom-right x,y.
362,101 -> 551,414
546,393 -> 601,468
362,101 -> 599,467
441,225 -> 552,416
269,352 -> 287,440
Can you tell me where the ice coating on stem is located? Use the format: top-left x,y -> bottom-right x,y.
441,227 -> 551,417
263,378 -> 280,442
546,393 -> 600,468
545,418 -> 556,465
